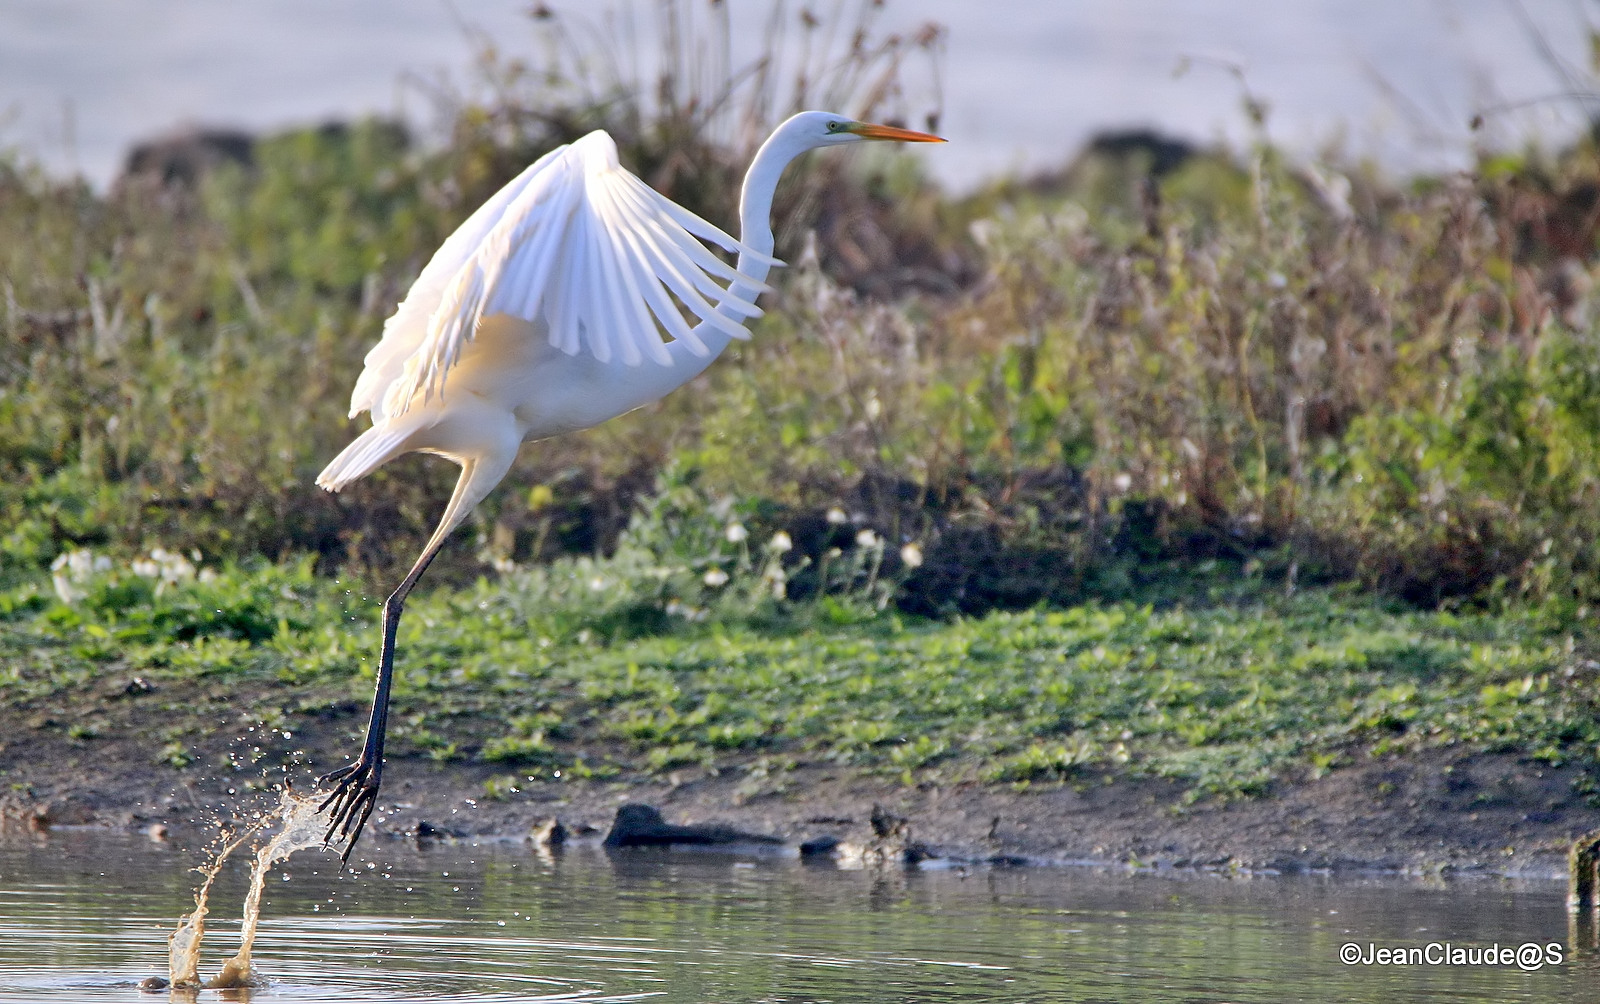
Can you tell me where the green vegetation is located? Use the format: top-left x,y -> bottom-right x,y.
4,478 -> 1599,802
4,3 -> 1600,803
7,93 -> 1600,611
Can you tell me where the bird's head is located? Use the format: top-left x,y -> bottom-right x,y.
783,110 -> 946,149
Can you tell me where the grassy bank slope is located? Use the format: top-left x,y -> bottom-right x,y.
5,533 -> 1598,811
5,4 -> 1600,864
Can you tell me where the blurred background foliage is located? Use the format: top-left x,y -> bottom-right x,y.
4,0 -> 1600,625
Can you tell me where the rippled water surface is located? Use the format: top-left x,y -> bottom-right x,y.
2,830 -> 1598,1003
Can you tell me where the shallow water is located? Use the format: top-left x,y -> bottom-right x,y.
1,830 -> 1598,1003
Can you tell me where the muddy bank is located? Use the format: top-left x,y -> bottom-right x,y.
3,730 -> 1596,880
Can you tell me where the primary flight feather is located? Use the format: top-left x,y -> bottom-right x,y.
345,132 -> 773,425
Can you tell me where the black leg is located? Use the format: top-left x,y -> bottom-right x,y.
315,453 -> 510,863
318,542 -> 441,862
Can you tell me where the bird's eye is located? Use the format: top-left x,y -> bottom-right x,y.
826,121 -> 842,132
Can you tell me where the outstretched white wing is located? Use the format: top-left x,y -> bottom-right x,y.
348,130 -> 780,422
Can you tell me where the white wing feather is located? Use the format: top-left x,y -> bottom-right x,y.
347,143 -> 567,421
350,131 -> 777,422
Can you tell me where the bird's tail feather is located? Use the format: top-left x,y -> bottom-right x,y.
316,423 -> 414,492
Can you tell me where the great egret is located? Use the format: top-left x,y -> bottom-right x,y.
316,111 -> 943,857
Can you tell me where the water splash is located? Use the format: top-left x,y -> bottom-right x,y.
166,790 -> 330,990
167,829 -> 253,988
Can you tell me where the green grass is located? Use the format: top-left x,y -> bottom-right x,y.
4,524 -> 1597,803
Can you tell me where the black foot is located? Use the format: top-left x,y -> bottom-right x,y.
317,757 -> 382,864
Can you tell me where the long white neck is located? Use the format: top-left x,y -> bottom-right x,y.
652,123 -> 812,377
728,127 -> 799,298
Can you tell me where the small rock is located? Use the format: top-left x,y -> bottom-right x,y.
138,976 -> 170,992
799,835 -> 842,857
411,820 -> 465,844
863,804 -> 934,867
528,818 -> 567,847
870,804 -> 908,840
603,803 -> 783,848
113,677 -> 155,698
902,841 -> 934,865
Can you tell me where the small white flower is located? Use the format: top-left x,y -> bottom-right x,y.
588,575 -> 606,591
725,523 -> 748,543
865,396 -> 882,420
826,547 -> 843,559
666,600 -> 708,622
825,507 -> 848,525
900,543 -> 924,568
51,574 -> 84,605
768,531 -> 793,553
703,568 -> 729,587
855,528 -> 879,548
134,546 -> 196,593
50,548 -> 103,604
1111,472 -> 1132,493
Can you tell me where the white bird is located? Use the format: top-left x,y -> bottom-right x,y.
316,111 -> 943,857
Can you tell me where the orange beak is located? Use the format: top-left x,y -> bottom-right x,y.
847,121 -> 946,143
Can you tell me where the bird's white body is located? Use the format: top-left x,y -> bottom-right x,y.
317,128 -> 785,522
313,111 -> 943,857
320,312 -> 695,529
